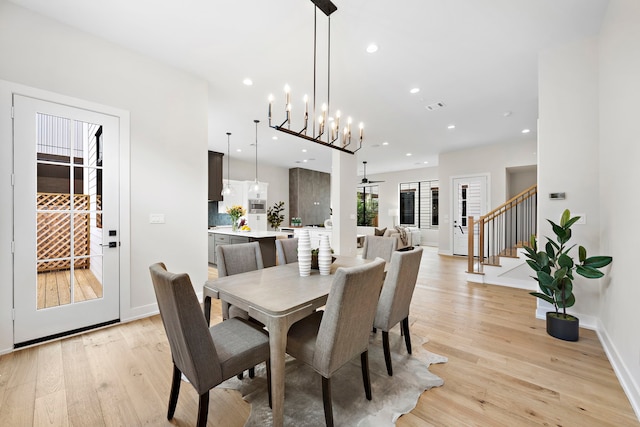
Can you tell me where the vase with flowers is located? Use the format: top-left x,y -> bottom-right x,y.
226,204 -> 246,232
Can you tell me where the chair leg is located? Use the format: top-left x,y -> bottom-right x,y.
196,391 -> 209,427
203,296 -> 211,325
249,367 -> 255,378
382,331 -> 393,376
372,327 -> 377,333
360,351 -> 372,400
402,317 -> 412,354
266,360 -> 272,409
322,376 -> 334,427
237,372 -> 244,380
167,363 -> 182,420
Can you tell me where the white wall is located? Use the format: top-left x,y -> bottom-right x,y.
0,0 -> 208,352
538,38 -> 601,323
598,0 -> 640,417
438,139 -> 537,254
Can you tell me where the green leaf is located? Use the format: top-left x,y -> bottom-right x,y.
536,252 -> 550,268
558,253 -> 574,269
579,246 -> 587,263
554,267 -> 567,280
526,260 -> 541,272
560,209 -> 570,227
530,292 -> 555,305
563,216 -> 581,229
537,270 -> 554,287
558,293 -> 576,308
551,222 -> 566,239
576,265 -> 604,279
583,256 -> 613,268
529,235 -> 537,252
545,241 -> 556,260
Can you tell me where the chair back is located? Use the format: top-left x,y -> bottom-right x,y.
149,263 -> 221,394
313,258 -> 386,377
362,235 -> 397,262
374,247 -> 423,330
216,241 -> 264,277
275,238 -> 298,264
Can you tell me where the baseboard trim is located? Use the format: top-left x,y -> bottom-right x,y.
596,319 -> 640,422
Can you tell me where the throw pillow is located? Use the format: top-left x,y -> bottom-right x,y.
374,227 -> 387,236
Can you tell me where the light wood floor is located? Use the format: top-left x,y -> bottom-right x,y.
1,247 -> 637,426
37,268 -> 103,309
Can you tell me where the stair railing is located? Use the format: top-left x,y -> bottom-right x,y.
467,184 -> 537,274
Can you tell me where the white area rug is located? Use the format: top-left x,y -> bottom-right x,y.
219,332 -> 447,426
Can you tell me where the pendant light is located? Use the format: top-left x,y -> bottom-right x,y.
250,119 -> 261,194
221,132 -> 233,196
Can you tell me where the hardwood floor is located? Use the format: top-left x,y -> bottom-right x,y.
0,247 -> 637,426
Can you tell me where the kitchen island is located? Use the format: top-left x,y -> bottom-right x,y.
208,228 -> 292,267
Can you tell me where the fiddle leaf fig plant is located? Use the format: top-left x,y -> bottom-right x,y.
267,201 -> 285,230
523,209 -> 612,319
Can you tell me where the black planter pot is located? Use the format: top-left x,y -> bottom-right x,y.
546,312 -> 579,341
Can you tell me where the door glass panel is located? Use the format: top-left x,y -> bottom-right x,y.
35,115 -> 104,309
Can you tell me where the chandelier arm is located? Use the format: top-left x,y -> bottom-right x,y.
327,14 -> 331,144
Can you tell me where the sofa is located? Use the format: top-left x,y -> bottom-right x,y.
382,226 -> 412,250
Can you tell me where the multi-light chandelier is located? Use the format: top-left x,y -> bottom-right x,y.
268,0 -> 364,154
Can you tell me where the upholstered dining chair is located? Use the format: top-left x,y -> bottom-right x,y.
373,246 -> 423,376
203,241 -> 264,325
285,258 -> 386,427
275,237 -> 298,264
362,235 -> 397,263
149,263 -> 271,427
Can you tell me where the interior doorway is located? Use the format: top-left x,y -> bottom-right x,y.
452,175 -> 488,256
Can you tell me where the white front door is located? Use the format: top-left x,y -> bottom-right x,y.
13,95 -> 120,345
452,176 -> 487,256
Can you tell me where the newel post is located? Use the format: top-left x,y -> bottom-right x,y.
467,216 -> 475,273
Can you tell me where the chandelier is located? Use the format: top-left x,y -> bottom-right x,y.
268,0 -> 364,154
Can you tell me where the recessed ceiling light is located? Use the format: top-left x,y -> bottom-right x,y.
447,124 -> 456,130
303,159 -> 308,163
366,43 -> 378,53
410,88 -> 420,94
522,129 -> 531,134
302,149 -> 307,153
236,149 -> 242,152
243,78 -> 253,86
272,136 -> 278,140
406,153 -> 412,157
503,111 -> 512,117
382,141 -> 389,146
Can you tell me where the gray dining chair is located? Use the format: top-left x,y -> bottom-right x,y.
203,241 -> 264,325
285,258 -> 386,427
149,262 -> 271,427
362,235 -> 397,263
373,247 -> 423,376
275,237 -> 298,264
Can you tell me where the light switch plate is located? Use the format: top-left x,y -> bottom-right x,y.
149,213 -> 165,224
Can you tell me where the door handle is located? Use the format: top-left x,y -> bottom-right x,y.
100,242 -> 118,248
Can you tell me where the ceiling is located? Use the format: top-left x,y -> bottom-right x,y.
9,0 -> 609,176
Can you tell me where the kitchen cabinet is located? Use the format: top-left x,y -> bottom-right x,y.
289,167 -> 331,226
208,151 -> 223,201
208,232 -> 216,264
210,230 -> 282,267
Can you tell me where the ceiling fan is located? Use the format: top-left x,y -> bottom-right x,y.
360,161 -> 385,184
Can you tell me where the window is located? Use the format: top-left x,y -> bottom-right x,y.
399,180 -> 439,229
356,185 -> 379,226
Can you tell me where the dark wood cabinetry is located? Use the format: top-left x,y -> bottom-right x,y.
208,151 -> 223,201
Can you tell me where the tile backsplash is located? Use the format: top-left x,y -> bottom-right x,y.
208,202 -> 232,226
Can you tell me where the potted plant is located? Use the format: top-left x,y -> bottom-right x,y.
523,209 -> 612,341
267,201 -> 285,230
226,205 -> 246,232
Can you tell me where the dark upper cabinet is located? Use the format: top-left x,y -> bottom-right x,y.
208,151 -> 223,201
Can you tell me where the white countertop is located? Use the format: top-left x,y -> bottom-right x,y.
208,228 -> 291,239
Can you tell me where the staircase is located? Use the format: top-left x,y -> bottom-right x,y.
466,185 -> 538,289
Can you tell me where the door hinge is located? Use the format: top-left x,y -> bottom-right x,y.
11,241 -> 15,253
12,309 -> 15,320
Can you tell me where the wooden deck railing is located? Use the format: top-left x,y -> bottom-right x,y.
467,184 -> 537,274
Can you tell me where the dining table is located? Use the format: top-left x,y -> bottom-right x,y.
203,255 -> 373,427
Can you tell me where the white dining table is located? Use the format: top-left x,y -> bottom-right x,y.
203,256 -> 372,427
